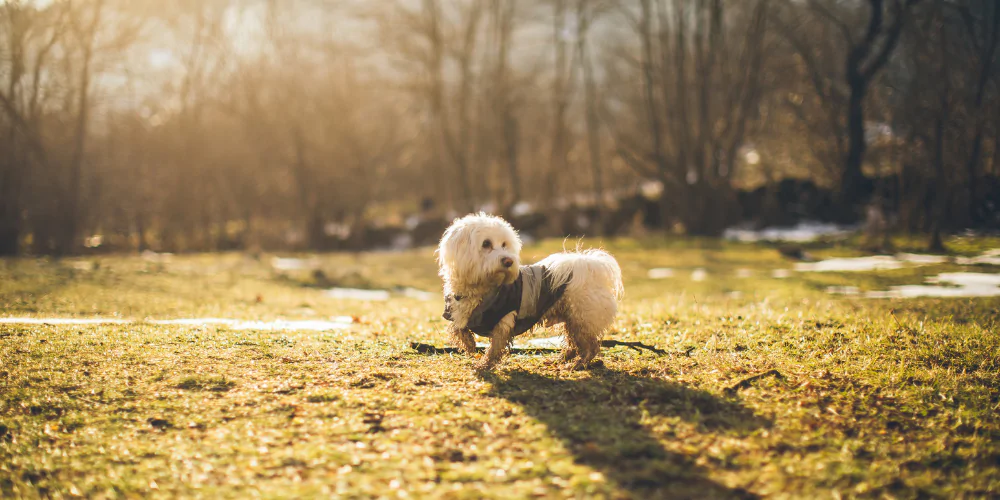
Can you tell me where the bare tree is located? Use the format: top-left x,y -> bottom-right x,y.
777,0 -> 920,209
949,1 -> 999,224
488,0 -> 521,207
391,0 -> 488,213
609,0 -> 771,234
0,1 -> 66,255
0,0 -> 997,254
576,0 -> 609,230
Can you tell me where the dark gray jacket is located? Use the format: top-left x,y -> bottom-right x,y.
442,264 -> 569,338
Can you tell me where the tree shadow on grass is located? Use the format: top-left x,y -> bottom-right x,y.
487,367 -> 769,499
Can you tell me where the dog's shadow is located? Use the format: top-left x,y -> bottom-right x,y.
486,367 -> 768,499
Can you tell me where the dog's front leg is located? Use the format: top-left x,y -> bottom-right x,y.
448,324 -> 477,355
477,312 -> 517,371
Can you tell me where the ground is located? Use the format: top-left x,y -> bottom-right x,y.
1,235 -> 999,499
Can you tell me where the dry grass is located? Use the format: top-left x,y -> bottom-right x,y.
1,236 -> 999,498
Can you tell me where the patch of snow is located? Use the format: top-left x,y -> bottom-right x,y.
469,336 -> 572,351
0,317 -> 354,330
735,269 -> 754,278
141,250 -> 173,263
864,272 -> 1000,299
511,201 -> 534,217
270,257 -> 318,271
71,261 -> 96,271
826,286 -> 860,295
153,318 -> 235,326
324,288 -> 391,301
640,180 -> 663,199
956,249 -> 1000,266
792,251 -> 996,273
195,319 -> 352,331
723,221 -> 855,243
772,269 -> 792,279
0,318 -> 130,325
795,256 -> 905,272
895,253 -> 949,265
647,268 -> 675,279
521,336 -> 566,348
691,268 -> 708,282
726,291 -> 744,299
400,288 -> 436,301
324,222 -> 351,238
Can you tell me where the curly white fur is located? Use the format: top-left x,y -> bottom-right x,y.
437,212 -> 624,370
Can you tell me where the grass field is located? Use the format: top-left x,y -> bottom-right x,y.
2,236 -> 999,499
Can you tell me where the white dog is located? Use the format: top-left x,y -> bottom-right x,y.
437,213 -> 623,370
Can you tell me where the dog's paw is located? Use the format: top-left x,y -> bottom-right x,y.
560,348 -> 579,362
567,358 -> 603,371
474,361 -> 497,374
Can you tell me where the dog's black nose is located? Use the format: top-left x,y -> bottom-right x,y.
501,257 -> 514,268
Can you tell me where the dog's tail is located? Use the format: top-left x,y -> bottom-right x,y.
538,249 -> 624,300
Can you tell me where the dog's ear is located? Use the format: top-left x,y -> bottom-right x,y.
511,227 -> 523,255
437,220 -> 473,281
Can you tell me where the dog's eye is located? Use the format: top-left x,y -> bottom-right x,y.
501,242 -> 507,249
482,239 -> 492,249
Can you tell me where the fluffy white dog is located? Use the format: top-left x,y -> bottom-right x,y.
437,213 -> 623,370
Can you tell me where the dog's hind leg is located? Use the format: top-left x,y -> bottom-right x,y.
564,293 -> 618,369
477,311 -> 517,371
565,322 -> 600,369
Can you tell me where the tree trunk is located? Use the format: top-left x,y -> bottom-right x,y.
0,173 -> 19,255
993,126 -> 1000,176
61,49 -> 92,255
639,0 -> 668,195
966,129 -> 984,224
842,73 -> 868,211
0,135 -> 22,256
60,1 -> 104,256
927,107 -> 947,253
546,0 -> 570,212
136,213 -> 147,252
577,1 -> 604,234
503,116 -> 521,205
963,2 -> 999,225
491,0 -> 520,207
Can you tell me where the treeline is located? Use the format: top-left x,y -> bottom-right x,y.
0,0 -> 997,255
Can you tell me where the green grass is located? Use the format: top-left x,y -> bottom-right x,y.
1,235 -> 999,498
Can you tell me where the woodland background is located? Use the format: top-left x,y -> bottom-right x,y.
1,0 -> 998,255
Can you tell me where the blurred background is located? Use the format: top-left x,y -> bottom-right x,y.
0,0 -> 997,256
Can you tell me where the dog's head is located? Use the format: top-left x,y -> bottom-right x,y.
437,212 -> 522,292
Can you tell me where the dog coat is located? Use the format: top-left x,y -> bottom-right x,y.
442,264 -> 570,338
